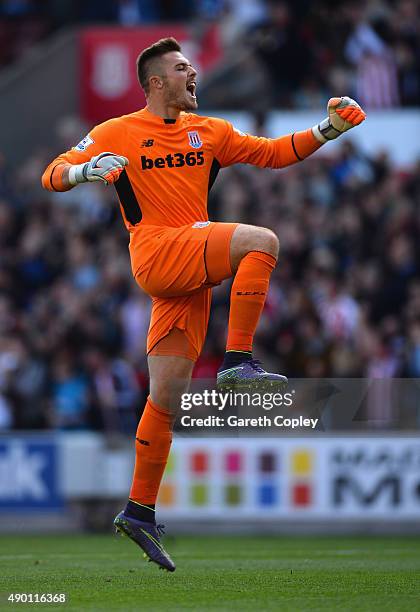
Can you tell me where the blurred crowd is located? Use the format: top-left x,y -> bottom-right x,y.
0,114 -> 419,432
1,0 -> 419,108
206,141 -> 420,382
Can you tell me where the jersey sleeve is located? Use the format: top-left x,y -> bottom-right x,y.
212,118 -> 321,169
41,117 -> 125,191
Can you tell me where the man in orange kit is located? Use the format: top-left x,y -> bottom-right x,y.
42,37 -> 366,571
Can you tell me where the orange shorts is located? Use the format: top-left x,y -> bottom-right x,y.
129,221 -> 238,361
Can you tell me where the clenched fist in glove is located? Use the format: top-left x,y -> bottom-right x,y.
68,152 -> 129,186
312,97 -> 366,144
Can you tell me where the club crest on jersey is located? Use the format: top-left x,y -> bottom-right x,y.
187,131 -> 202,149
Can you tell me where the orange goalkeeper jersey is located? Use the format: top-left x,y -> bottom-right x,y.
42,107 -> 320,230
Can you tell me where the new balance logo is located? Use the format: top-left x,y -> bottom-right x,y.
236,291 -> 266,296
141,139 -> 154,147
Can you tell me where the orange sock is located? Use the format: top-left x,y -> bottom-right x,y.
226,251 -> 276,352
129,396 -> 172,505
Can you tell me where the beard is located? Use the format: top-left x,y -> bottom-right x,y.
182,96 -> 198,111
164,86 -> 198,111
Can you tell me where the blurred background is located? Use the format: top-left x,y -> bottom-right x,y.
0,0 -> 419,532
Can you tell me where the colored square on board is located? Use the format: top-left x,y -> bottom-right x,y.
158,483 -> 175,506
293,484 -> 311,506
259,452 -> 277,473
225,451 -> 242,473
259,484 -> 277,506
291,450 -> 312,476
190,451 -> 208,474
225,484 -> 241,505
165,453 -> 175,474
191,484 -> 208,506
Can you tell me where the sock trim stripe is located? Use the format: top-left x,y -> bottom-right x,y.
129,500 -> 155,512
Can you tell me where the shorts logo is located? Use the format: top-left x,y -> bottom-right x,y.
187,131 -> 202,149
74,134 -> 94,151
192,221 -> 210,228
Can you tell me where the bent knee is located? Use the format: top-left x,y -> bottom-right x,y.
248,227 -> 279,259
231,224 -> 280,270
261,228 -> 279,258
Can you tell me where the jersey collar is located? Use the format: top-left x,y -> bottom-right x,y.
142,106 -> 184,125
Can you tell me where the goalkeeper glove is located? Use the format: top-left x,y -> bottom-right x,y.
68,152 -> 129,186
312,97 -> 366,144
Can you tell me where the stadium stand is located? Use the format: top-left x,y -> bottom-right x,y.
0,1 -> 419,106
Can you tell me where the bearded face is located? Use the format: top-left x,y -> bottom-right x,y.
157,51 -> 198,111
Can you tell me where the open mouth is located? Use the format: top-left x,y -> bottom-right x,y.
186,81 -> 196,98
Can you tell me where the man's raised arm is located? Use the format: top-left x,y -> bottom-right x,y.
214,96 -> 366,169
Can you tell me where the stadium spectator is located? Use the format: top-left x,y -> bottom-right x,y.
345,12 -> 400,108
50,352 -> 90,430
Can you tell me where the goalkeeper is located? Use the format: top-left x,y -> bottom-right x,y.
42,37 -> 366,572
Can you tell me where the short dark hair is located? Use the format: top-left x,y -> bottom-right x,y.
136,37 -> 181,93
